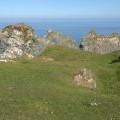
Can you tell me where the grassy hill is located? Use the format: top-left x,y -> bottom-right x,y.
0,46 -> 120,120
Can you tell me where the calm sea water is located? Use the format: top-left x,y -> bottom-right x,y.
0,19 -> 120,43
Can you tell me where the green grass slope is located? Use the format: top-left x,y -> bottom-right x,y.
0,46 -> 120,120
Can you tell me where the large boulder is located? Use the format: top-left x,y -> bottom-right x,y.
0,23 -> 45,59
81,31 -> 120,54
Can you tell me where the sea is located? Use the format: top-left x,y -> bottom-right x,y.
0,18 -> 120,43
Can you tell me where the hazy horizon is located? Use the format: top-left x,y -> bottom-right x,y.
0,0 -> 120,19
0,0 -> 120,41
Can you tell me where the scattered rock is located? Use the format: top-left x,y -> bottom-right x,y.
89,101 -> 100,106
0,59 -> 8,63
41,57 -> 54,62
81,31 -> 120,54
73,68 -> 96,89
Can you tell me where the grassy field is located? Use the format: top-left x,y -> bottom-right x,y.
0,46 -> 120,120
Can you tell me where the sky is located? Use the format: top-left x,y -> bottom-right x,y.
0,0 -> 120,19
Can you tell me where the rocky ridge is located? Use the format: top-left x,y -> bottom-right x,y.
0,23 -> 120,61
0,23 -> 78,61
81,31 -> 120,54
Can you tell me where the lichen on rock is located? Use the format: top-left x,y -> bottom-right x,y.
2,23 -> 37,42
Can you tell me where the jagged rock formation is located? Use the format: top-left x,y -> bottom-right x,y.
0,23 -> 45,60
81,31 -> 120,54
43,29 -> 78,49
0,24 -> 78,60
73,68 -> 96,89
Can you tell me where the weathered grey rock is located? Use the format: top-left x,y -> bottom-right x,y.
81,31 -> 120,54
43,29 -> 78,49
0,23 -> 42,60
0,24 -> 78,61
73,68 -> 96,89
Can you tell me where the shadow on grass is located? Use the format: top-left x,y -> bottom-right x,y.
109,59 -> 120,64
116,70 -> 120,81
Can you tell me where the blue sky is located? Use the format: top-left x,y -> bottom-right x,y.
0,0 -> 120,19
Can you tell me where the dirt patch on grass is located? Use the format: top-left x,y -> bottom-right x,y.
41,57 -> 55,62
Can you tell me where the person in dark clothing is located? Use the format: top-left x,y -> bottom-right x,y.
0,40 -> 5,54
79,44 -> 84,49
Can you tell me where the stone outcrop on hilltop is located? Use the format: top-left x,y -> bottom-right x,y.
81,31 -> 120,54
0,23 -> 45,60
0,24 -> 78,60
43,29 -> 78,49
1,23 -> 120,61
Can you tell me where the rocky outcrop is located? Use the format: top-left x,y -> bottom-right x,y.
73,68 -> 96,89
0,23 -> 45,60
81,31 -> 120,54
0,24 -> 78,60
43,29 -> 78,49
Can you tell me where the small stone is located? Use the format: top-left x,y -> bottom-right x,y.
90,101 -> 101,106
